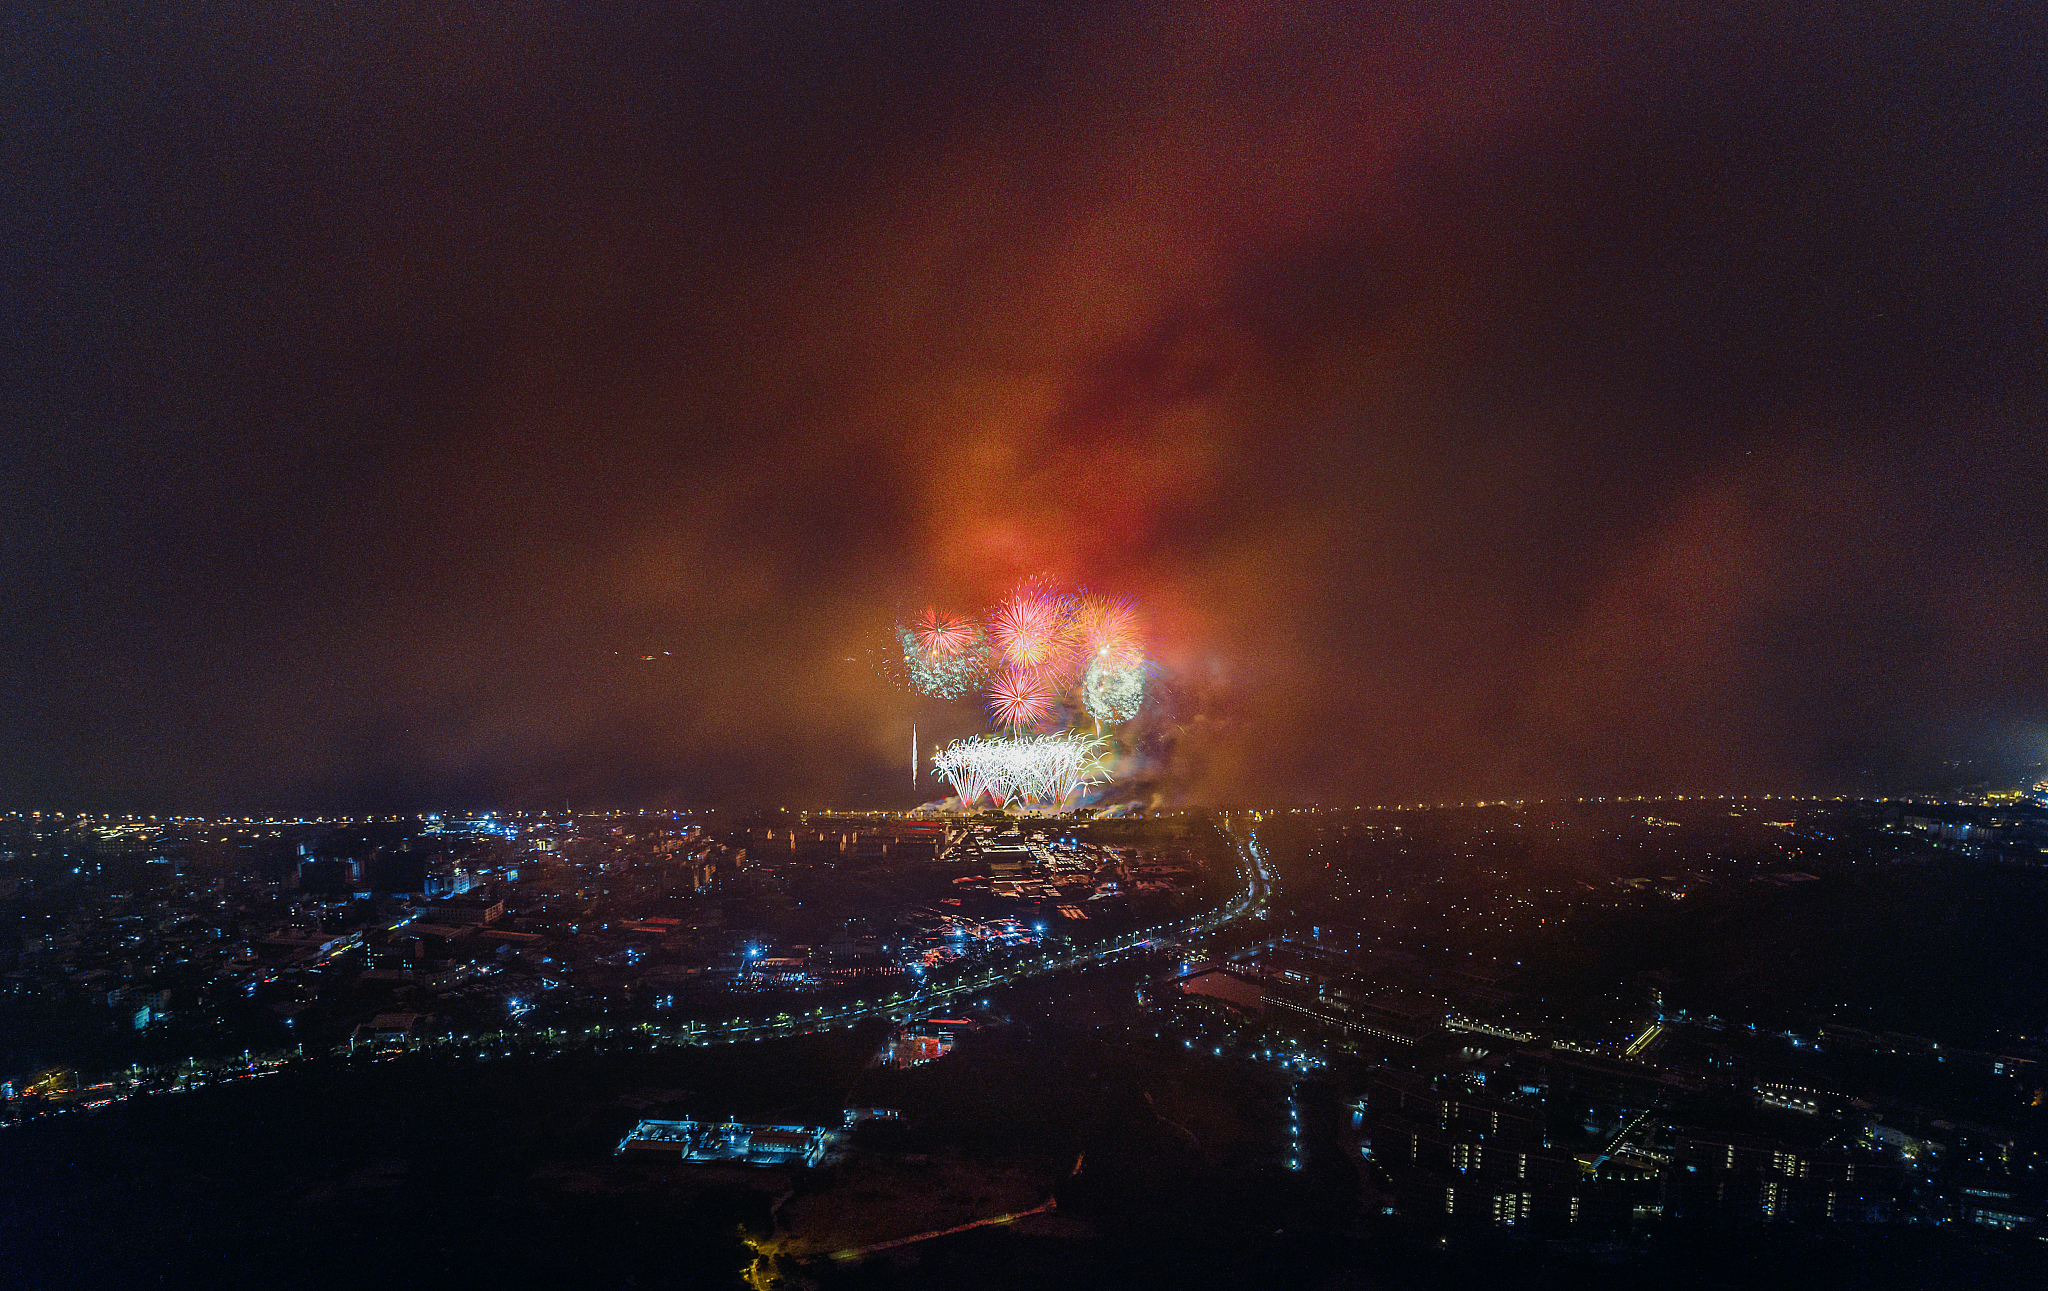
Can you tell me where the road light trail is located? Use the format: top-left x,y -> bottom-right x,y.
638,813 -> 1275,1047
321,815 -> 1276,1060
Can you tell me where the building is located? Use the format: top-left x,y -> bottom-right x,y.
614,1118 -> 835,1166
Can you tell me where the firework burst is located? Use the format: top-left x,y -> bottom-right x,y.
987,579 -> 1082,681
897,625 -> 991,699
914,608 -> 980,657
933,732 -> 1108,808
890,581 -> 1153,771
1082,650 -> 1146,724
984,668 -> 1059,731
1074,593 -> 1144,668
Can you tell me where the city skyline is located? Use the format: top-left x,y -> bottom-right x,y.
6,795 -> 2044,1285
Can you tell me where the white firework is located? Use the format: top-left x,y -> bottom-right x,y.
931,731 -> 1109,808
1082,648 -> 1145,725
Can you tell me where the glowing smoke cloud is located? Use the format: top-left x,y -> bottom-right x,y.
932,731 -> 1109,807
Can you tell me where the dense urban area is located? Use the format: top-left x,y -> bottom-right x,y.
5,791 -> 2047,1288
0,809 -> 1224,1081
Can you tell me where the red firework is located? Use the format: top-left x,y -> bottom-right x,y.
984,669 -> 1059,731
987,580 -> 1079,678
915,608 -> 979,657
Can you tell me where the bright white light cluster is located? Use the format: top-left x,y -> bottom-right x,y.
1082,650 -> 1145,724
932,731 -> 1108,807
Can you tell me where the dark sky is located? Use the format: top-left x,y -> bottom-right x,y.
4,1 -> 2045,811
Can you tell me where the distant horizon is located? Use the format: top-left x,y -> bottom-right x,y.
5,784 -> 2037,823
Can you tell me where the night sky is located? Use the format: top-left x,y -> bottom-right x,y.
5,2 -> 2045,811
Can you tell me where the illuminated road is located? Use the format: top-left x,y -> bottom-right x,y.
309,815 -> 1276,1061
32,820 -> 1280,1104
644,814 -> 1276,1049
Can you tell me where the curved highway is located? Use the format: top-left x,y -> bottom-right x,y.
640,814 -> 1275,1048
